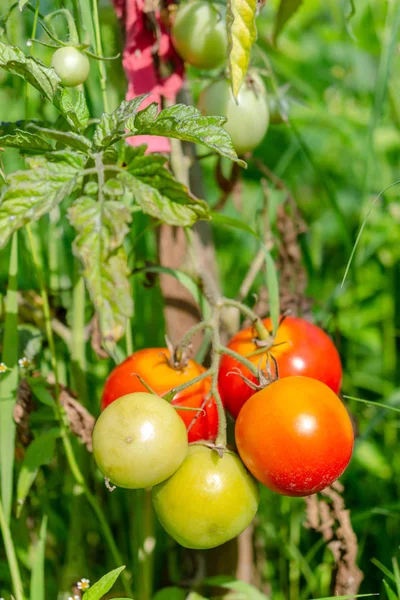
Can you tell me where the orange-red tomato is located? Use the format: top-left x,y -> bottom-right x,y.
101,348 -> 218,443
235,376 -> 354,496
218,316 -> 342,418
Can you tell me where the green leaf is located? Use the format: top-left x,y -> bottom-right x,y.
130,103 -> 246,167
0,42 -> 60,102
28,377 -> 57,410
382,582 -> 397,600
57,89 -> 90,131
0,324 -> 43,361
273,0 -> 303,42
0,125 -> 53,153
29,125 -> 91,152
186,594 -> 209,600
68,196 -> 133,342
30,515 -> 48,600
0,151 -> 85,248
16,428 -> 60,517
226,0 -> 257,98
120,150 -> 209,226
0,235 -> 18,525
93,96 -> 149,148
19,0 -> 29,8
82,566 -> 126,600
205,576 -> 267,599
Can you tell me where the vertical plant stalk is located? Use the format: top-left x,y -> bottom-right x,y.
0,234 -> 19,524
25,0 -> 40,117
26,227 -> 133,597
0,497 -> 24,600
90,0 -> 110,112
71,272 -> 89,404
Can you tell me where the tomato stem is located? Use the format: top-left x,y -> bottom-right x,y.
221,298 -> 271,341
163,368 -> 213,403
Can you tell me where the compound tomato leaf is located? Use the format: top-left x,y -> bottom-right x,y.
226,0 -> 257,99
57,88 -> 90,131
68,196 -> 133,343
16,429 -> 60,517
273,0 -> 303,43
0,42 -> 60,102
120,169 -> 209,227
0,151 -> 85,249
93,96 -> 149,148
29,125 -> 92,152
130,103 -> 246,167
82,566 -> 126,600
0,127 -> 53,153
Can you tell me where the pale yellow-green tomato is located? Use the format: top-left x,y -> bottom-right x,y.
92,392 -> 188,489
198,74 -> 269,155
172,1 -> 227,70
152,444 -> 259,549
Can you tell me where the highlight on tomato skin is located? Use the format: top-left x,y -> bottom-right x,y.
235,376 -> 354,497
218,315 -> 343,419
152,444 -> 260,550
101,347 -> 218,443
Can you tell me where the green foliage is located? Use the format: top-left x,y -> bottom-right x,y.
226,0 -> 257,98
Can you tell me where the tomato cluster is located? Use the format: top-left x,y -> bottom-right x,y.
171,1 -> 269,154
92,316 -> 354,549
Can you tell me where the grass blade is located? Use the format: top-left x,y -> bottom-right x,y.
30,515 -> 48,600
0,496 -> 24,600
0,233 -> 19,524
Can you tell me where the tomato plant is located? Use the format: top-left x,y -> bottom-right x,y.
152,444 -> 259,549
235,376 -> 354,496
198,73 -> 269,155
101,348 -> 218,442
172,1 -> 227,70
51,46 -> 90,87
219,316 -> 343,418
92,392 -> 188,489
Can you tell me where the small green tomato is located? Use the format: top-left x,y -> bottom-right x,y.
198,73 -> 269,155
51,46 -> 90,87
172,1 -> 227,70
152,444 -> 259,549
92,392 -> 188,489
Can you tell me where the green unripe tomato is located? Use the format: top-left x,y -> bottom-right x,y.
51,46 -> 90,87
198,74 -> 269,155
172,1 -> 227,70
92,392 -> 188,489
152,444 -> 259,549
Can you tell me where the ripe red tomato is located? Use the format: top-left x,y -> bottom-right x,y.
101,348 -> 218,443
152,444 -> 259,549
235,376 -> 354,496
218,316 -> 342,418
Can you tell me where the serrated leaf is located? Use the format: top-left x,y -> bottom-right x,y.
274,0 -> 303,42
82,566 -> 126,600
120,167 -> 209,227
0,151 -> 85,248
68,197 -> 133,342
30,515 -> 48,600
130,103 -> 246,166
0,42 -> 60,102
30,125 -> 91,152
0,126 -> 53,153
103,178 -> 124,196
227,0 -> 257,98
93,96 -> 149,148
57,89 -> 90,131
16,429 -> 60,517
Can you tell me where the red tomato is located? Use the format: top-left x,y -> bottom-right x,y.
235,376 -> 354,496
218,316 -> 342,418
101,348 -> 218,443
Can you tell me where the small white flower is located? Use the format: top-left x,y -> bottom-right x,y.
77,578 -> 90,591
18,357 -> 31,369
0,363 -> 7,373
